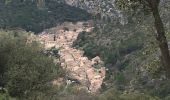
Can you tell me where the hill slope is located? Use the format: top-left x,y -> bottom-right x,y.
0,0 -> 91,33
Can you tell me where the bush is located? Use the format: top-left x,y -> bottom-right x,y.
115,72 -> 125,84
119,35 -> 143,56
99,89 -> 159,100
165,95 -> 170,100
0,30 -> 63,98
120,91 -> 159,100
99,88 -> 121,100
0,93 -> 16,100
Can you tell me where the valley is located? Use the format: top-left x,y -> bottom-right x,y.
1,0 -> 170,100
38,21 -> 105,93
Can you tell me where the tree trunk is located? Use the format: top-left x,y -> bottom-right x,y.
152,3 -> 170,78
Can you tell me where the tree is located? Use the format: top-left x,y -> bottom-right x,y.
0,30 -> 63,98
112,0 -> 170,78
76,0 -> 170,77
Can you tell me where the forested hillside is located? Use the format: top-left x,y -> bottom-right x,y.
1,0 -> 170,100
0,0 -> 91,33
73,0 -> 170,99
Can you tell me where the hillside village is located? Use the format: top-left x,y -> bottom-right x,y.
38,21 -> 105,92
1,0 -> 170,100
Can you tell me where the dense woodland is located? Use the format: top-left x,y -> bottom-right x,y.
1,0 -> 170,100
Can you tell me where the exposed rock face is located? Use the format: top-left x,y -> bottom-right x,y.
64,0 -> 119,17
38,21 -> 105,92
63,0 -> 128,25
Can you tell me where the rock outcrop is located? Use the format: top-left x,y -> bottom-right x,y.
38,21 -> 105,92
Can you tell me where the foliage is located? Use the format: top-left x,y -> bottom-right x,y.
99,88 -> 159,100
1,0 -> 170,99
0,30 -> 63,99
0,0 -> 91,33
165,95 -> 170,100
119,91 -> 159,100
73,0 -> 170,98
99,88 -> 121,100
0,93 -> 16,100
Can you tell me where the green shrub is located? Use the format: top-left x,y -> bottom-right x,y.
115,73 -> 125,84
0,30 -> 63,99
119,35 -> 143,56
120,91 -> 159,100
165,95 -> 170,100
99,88 -> 121,100
0,93 -> 16,100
